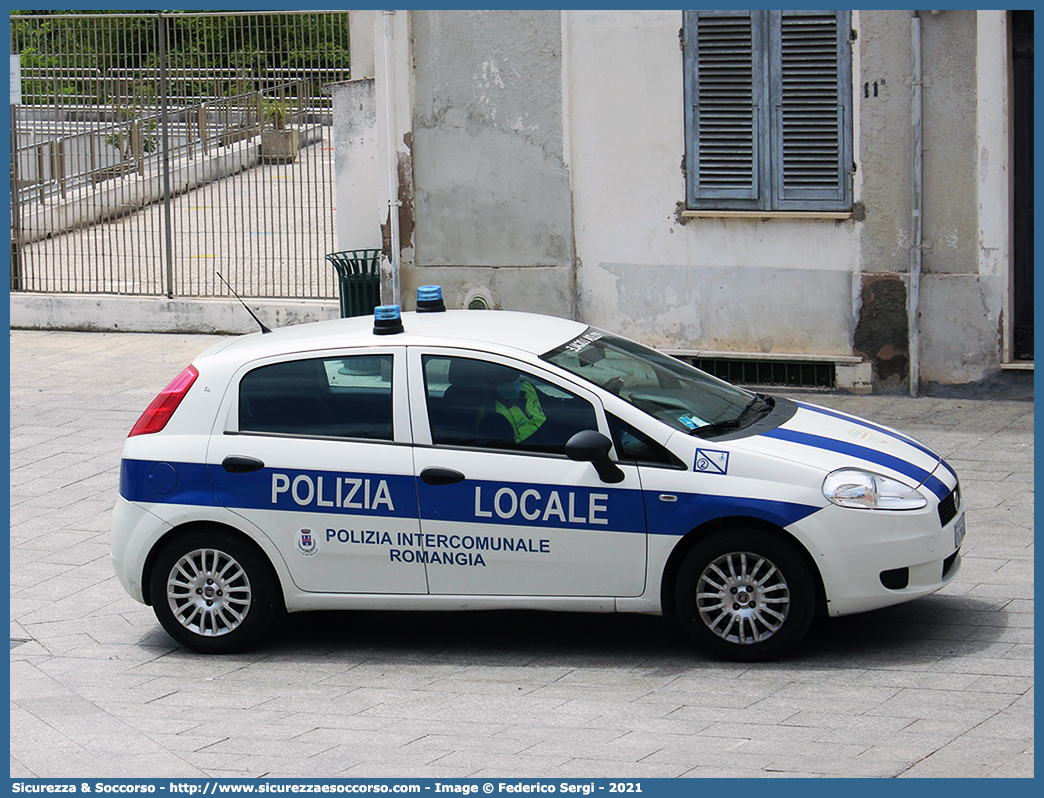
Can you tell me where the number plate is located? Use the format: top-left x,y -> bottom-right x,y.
954,513 -> 966,549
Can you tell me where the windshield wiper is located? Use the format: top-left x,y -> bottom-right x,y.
691,393 -> 774,438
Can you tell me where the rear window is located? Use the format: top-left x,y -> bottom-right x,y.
239,355 -> 393,440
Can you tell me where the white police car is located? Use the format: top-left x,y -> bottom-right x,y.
112,287 -> 964,661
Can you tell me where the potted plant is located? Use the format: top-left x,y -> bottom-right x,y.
260,99 -> 299,163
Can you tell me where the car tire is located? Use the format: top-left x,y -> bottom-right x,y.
150,528 -> 282,654
675,528 -> 816,662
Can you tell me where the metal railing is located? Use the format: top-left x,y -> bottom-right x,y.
13,82 -> 316,205
18,65 -> 346,110
10,10 -> 350,300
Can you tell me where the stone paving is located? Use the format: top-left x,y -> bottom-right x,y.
9,329 -> 1034,778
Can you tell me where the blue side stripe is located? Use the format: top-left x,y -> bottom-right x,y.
120,459 -> 421,518
645,493 -> 820,536
120,459 -> 822,535
120,459 -> 218,506
211,465 -> 420,519
418,478 -> 646,532
764,428 -> 950,500
796,402 -> 958,488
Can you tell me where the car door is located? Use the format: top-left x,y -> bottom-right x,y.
206,347 -> 426,594
407,348 -> 648,597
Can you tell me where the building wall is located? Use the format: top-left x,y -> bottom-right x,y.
407,9 -> 575,313
331,79 -> 381,253
335,9 -> 1020,391
566,10 -> 858,357
853,11 -> 915,388
918,11 -> 1005,387
855,10 -> 1014,390
562,9 -> 1010,390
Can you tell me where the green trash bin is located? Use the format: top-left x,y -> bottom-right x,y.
326,249 -> 382,318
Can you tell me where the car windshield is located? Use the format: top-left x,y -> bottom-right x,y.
542,328 -> 767,436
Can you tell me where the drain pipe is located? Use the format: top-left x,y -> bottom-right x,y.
909,12 -> 923,397
382,10 -> 401,305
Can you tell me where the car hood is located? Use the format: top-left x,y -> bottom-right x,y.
749,400 -> 955,500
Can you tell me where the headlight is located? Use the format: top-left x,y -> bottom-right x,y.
822,469 -> 927,510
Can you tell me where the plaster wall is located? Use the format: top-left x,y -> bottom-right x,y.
976,11 -> 1015,368
920,274 -> 1001,382
565,10 -> 858,355
853,11 -> 1004,388
853,11 -> 917,388
921,11 -> 979,277
408,9 -> 574,311
917,10 -> 1004,384
349,10 -> 376,79
330,79 -> 381,252
857,11 -> 915,275
373,9 -> 415,304
333,9 -> 1014,389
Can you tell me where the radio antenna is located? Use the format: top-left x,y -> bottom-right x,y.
216,272 -> 272,334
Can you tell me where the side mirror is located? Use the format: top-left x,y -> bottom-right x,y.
565,430 -> 625,484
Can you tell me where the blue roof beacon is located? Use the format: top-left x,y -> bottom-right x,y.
372,304 -> 404,335
417,285 -> 446,313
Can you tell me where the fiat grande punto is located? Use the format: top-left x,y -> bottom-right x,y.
112,291 -> 964,661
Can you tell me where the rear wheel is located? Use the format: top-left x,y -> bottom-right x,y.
150,528 -> 281,654
675,528 -> 816,662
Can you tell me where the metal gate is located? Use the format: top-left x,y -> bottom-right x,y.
10,11 -> 350,300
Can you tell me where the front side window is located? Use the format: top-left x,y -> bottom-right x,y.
239,354 -> 393,439
683,9 -> 853,212
543,329 -> 759,436
423,355 -> 598,454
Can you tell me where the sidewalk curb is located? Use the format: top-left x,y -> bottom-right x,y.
10,292 -> 340,334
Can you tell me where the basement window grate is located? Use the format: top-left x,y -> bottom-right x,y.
687,358 -> 836,389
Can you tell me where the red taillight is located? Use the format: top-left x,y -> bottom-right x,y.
128,365 -> 199,437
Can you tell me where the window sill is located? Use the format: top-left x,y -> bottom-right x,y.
682,210 -> 854,221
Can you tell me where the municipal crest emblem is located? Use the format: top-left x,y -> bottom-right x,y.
295,527 -> 320,556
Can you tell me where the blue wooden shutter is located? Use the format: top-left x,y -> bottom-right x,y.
684,10 -> 768,207
685,10 -> 852,212
770,10 -> 852,209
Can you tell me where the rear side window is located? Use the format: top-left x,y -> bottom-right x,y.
239,355 -> 393,439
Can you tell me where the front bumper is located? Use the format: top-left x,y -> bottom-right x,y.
792,488 -> 964,617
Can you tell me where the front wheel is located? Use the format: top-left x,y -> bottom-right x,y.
675,528 -> 816,662
150,528 -> 281,654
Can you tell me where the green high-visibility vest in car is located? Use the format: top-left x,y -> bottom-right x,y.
483,380 -> 546,442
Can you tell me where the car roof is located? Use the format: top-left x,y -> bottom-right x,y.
199,310 -> 590,364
